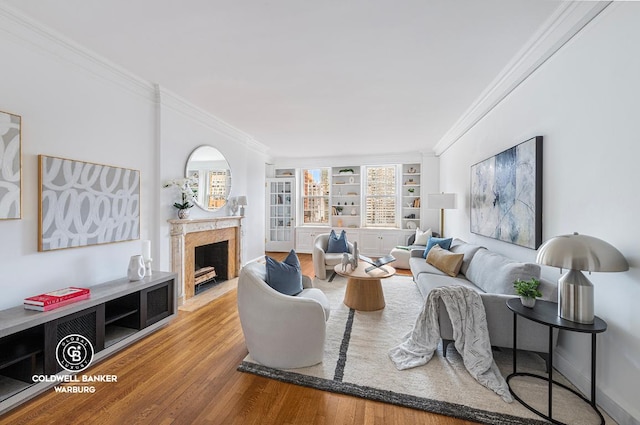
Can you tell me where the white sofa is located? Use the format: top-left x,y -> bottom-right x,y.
410,238 -> 558,364
237,261 -> 331,369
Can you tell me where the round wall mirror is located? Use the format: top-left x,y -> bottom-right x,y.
185,146 -> 232,211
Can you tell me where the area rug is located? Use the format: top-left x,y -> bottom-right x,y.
238,275 -> 610,425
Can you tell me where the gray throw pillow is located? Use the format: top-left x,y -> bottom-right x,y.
265,250 -> 303,296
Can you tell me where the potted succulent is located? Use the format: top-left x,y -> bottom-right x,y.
513,278 -> 542,308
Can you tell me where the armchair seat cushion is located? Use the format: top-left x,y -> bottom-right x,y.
323,252 -> 345,266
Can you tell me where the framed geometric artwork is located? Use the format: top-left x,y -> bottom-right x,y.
0,110 -> 22,220
38,155 -> 140,251
470,136 -> 543,249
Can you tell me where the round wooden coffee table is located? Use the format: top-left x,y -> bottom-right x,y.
334,262 -> 396,311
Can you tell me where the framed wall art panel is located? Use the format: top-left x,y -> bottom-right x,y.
0,110 -> 22,220
470,136 -> 542,249
38,155 -> 140,251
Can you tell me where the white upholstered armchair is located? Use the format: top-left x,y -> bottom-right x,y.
312,233 -> 354,280
237,262 -> 330,369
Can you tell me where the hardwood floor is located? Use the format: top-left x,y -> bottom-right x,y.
1,253 -> 476,425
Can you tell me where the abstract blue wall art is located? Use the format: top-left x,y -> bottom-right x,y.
38,155 -> 140,251
470,136 -> 542,249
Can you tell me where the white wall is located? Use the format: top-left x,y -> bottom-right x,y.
157,90 -> 268,277
439,3 -> 640,423
0,8 -> 267,310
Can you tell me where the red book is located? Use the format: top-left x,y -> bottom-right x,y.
24,287 -> 91,307
24,293 -> 91,312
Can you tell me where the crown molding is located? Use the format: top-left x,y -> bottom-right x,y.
0,4 -> 155,101
272,151 -> 428,169
157,86 -> 269,156
433,1 -> 612,157
0,3 -> 270,156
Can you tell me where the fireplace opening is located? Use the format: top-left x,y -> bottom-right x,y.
194,241 -> 228,296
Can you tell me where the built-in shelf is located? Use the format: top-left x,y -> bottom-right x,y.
401,163 -> 421,229
331,167 -> 361,228
104,306 -> 138,326
104,325 -> 138,348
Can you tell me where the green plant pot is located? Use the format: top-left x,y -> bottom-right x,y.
520,296 -> 536,308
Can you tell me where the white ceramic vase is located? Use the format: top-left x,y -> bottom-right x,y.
178,209 -> 190,219
520,296 -> 536,308
128,255 -> 145,281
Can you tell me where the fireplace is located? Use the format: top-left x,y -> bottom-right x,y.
194,241 -> 228,295
169,217 -> 242,303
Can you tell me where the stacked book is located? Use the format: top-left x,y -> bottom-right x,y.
24,287 -> 91,312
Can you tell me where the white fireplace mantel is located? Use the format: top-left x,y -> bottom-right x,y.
169,216 -> 243,303
168,216 -> 243,236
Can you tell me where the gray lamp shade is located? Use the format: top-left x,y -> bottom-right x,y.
237,196 -> 248,207
536,233 -> 628,272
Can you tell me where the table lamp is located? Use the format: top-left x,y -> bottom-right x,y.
237,196 -> 248,216
536,232 -> 628,324
426,193 -> 456,238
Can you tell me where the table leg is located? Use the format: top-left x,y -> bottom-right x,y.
512,312 -> 517,374
592,333 -> 597,406
343,278 -> 385,311
548,326 -> 553,418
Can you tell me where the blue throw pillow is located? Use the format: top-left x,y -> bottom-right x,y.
326,229 -> 349,253
423,237 -> 453,258
265,250 -> 303,296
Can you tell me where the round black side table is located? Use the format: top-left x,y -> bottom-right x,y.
506,298 -> 607,425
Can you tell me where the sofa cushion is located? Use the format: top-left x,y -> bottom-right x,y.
414,228 -> 432,245
327,229 -> 349,253
409,256 -> 448,281
426,245 -> 464,277
422,237 -> 453,258
449,239 -> 485,276
415,273 -> 480,299
464,249 -> 541,295
265,250 -> 303,296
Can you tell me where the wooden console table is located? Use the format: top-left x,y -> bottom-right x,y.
0,271 -> 177,415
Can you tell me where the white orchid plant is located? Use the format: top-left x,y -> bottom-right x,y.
163,176 -> 198,210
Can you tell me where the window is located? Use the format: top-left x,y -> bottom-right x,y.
301,168 -> 330,225
364,165 -> 397,227
207,170 -> 230,209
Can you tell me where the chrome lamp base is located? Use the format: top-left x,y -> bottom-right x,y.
558,269 -> 594,324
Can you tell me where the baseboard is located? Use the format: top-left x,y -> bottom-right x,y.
554,346 -> 639,425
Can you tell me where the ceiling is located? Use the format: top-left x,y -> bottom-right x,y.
4,0 -> 562,159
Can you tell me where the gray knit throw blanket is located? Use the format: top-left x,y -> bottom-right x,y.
389,285 -> 513,403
